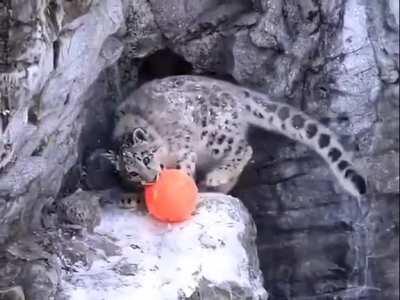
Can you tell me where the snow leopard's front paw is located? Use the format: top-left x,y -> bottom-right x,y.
119,192 -> 144,210
204,169 -> 232,187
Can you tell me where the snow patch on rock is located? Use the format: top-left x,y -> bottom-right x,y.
61,193 -> 268,300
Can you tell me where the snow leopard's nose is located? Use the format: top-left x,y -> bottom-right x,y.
142,170 -> 159,183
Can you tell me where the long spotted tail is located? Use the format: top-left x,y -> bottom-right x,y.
244,94 -> 367,197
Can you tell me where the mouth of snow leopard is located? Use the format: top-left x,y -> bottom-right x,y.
135,173 -> 159,186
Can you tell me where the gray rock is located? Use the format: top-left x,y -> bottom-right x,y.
0,286 -> 25,300
0,0 -> 398,299
21,261 -> 59,300
190,278 -> 264,300
60,193 -> 268,300
149,0 -> 219,40
0,0 -> 124,244
112,258 -> 138,276
372,84 -> 399,154
362,150 -> 399,194
114,0 -> 164,94
56,189 -> 102,233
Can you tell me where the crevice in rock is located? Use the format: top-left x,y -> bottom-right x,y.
137,48 -> 193,84
52,40 -> 60,70
31,138 -> 48,157
0,0 -> 11,73
0,92 -> 10,132
27,106 -> 39,126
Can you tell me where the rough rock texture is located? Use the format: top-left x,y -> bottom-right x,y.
60,193 -> 267,300
0,0 -> 124,298
0,0 -> 398,299
0,0 -> 124,242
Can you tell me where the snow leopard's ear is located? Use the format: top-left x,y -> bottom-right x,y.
132,127 -> 148,144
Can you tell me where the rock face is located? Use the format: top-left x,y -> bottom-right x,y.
0,0 -> 124,243
0,0 -> 398,299
60,193 -> 267,300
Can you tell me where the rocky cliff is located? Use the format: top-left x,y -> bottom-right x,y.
0,0 -> 398,299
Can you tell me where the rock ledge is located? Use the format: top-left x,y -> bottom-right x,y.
61,193 -> 268,300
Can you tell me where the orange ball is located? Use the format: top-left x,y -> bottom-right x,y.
144,169 -> 198,222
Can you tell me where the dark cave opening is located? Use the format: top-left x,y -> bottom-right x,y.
137,49 -> 193,84
137,48 -> 238,85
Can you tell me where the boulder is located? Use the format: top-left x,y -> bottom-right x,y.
60,193 -> 267,300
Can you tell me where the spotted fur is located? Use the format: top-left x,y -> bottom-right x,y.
109,75 -> 366,197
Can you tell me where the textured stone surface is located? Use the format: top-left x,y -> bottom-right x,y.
0,0 -> 124,298
60,193 -> 267,300
0,0 -> 124,244
0,0 -> 398,299
0,286 -> 25,300
56,189 -> 102,233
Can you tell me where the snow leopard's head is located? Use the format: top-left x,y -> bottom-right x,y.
117,128 -> 164,185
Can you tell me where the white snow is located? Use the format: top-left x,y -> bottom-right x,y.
61,193 -> 267,300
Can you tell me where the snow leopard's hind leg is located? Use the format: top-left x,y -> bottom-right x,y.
203,140 -> 253,193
